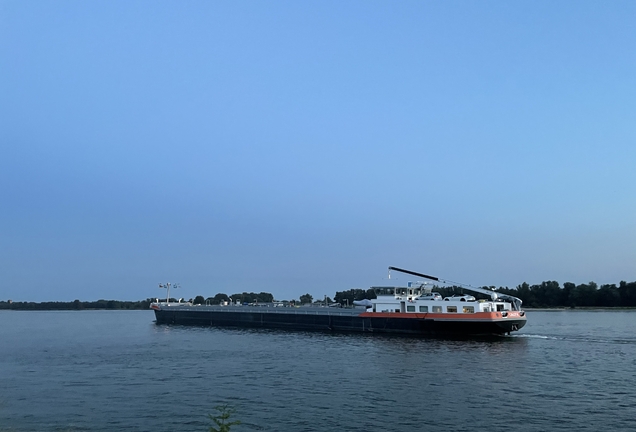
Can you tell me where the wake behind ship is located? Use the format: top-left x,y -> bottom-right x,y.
151,267 -> 527,336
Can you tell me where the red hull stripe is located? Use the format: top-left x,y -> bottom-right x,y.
359,311 -> 525,321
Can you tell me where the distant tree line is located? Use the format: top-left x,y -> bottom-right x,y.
0,298 -> 155,311
194,292 -> 334,305
333,280 -> 636,308
5,280 -> 636,311
193,292 -> 332,305
334,289 -> 377,306
192,292 -> 275,305
496,281 -> 636,308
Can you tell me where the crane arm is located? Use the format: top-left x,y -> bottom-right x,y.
388,266 -> 523,310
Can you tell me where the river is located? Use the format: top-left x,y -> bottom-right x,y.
1,309 -> 635,431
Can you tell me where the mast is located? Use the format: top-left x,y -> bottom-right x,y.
159,282 -> 180,304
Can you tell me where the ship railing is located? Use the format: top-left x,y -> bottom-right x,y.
183,306 -> 361,316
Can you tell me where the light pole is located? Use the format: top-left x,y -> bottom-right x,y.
159,283 -> 180,303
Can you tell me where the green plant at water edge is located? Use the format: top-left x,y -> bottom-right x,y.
208,404 -> 241,432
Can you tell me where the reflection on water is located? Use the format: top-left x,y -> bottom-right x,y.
1,310 -> 635,431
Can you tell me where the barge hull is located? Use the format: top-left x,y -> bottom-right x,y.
153,309 -> 525,336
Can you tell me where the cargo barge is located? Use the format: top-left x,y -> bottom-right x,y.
151,267 -> 527,336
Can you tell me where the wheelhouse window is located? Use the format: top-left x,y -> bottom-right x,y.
447,306 -> 457,313
373,287 -> 396,296
463,306 -> 475,313
419,305 -> 428,312
407,305 -> 415,312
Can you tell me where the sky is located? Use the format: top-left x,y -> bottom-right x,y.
1,1 -> 635,302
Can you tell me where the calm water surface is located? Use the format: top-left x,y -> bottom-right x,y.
1,310 -> 635,431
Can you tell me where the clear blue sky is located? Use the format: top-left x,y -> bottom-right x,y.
2,1 -> 635,302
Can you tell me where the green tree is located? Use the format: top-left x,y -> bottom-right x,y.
257,291 -> 274,303
334,289 -> 377,306
229,292 -> 274,304
597,284 -> 619,307
618,281 -> 636,306
193,295 -> 206,305
562,282 -> 576,307
299,293 -> 313,304
208,405 -> 241,432
570,282 -> 598,307
210,293 -> 230,304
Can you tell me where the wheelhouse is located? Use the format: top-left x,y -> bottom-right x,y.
371,284 -> 517,314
